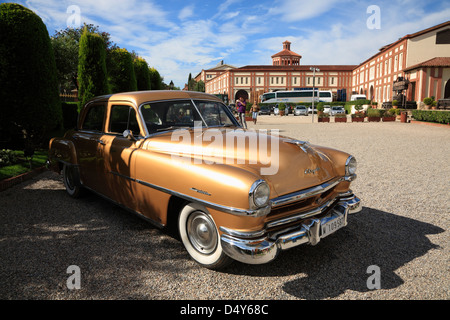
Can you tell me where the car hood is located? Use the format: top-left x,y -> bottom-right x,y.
143,128 -> 339,197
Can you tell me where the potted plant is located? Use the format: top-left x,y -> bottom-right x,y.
423,97 -> 433,110
351,105 -> 365,122
383,108 -> 396,122
367,107 -> 382,122
278,103 -> 286,116
334,113 -> 347,122
392,100 -> 398,109
318,110 -> 330,122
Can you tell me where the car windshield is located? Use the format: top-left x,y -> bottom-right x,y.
140,99 -> 239,134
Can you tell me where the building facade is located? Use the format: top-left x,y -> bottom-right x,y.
353,21 -> 450,106
198,21 -> 450,106
200,40 -> 355,103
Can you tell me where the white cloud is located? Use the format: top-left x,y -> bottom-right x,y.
178,5 -> 194,21
268,0 -> 343,21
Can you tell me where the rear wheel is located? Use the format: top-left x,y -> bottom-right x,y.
178,203 -> 233,269
62,164 -> 83,198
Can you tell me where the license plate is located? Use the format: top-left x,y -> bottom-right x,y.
321,215 -> 345,238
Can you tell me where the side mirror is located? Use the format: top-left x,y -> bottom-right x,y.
123,129 -> 136,141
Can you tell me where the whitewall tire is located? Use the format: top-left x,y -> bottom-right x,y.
62,164 -> 83,198
178,202 -> 233,269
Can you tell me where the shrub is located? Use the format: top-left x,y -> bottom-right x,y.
78,27 -> 110,109
278,103 -> 286,110
367,108 -> 385,117
423,97 -> 433,106
133,57 -> 151,91
107,48 -> 137,93
0,149 -> 18,167
412,110 -> 450,124
0,3 -> 62,150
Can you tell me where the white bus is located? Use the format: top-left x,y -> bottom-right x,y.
260,90 -> 332,104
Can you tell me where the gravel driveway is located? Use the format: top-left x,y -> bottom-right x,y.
0,116 -> 448,301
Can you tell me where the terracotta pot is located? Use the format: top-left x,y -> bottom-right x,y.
351,116 -> 364,122
368,117 -> 381,122
318,117 -> 330,122
382,117 -> 396,122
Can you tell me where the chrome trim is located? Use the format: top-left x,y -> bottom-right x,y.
220,195 -> 362,265
135,179 -> 271,217
267,198 -> 337,229
271,177 -> 342,208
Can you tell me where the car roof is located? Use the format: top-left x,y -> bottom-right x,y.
85,90 -> 223,107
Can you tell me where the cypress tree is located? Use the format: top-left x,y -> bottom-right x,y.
0,3 -> 62,151
133,57 -> 151,91
77,27 -> 110,109
107,48 -> 137,93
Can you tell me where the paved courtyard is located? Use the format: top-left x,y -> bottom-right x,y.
0,116 -> 448,301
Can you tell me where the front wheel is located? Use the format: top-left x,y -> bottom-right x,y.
178,203 -> 233,269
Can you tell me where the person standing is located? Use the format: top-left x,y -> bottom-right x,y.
237,96 -> 247,129
251,103 -> 259,124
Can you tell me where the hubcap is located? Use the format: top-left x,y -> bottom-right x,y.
187,211 -> 218,255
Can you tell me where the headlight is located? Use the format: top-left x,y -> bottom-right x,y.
345,156 -> 357,176
249,180 -> 270,208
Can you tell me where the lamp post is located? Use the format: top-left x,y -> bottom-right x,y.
310,67 -> 320,123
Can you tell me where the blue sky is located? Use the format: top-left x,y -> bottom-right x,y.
6,0 -> 450,88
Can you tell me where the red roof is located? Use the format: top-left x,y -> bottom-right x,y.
235,65 -> 356,72
404,57 -> 450,71
271,49 -> 302,58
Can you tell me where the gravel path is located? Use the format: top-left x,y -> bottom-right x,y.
0,115 -> 448,301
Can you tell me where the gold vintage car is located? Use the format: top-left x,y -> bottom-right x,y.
48,91 -> 361,269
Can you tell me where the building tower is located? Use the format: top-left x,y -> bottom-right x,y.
271,40 -> 302,66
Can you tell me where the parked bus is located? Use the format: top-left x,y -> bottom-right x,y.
260,90 -> 332,104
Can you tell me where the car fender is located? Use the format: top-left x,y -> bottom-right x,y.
48,137 -> 78,171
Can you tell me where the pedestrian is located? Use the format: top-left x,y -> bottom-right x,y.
251,103 -> 259,124
237,96 -> 247,129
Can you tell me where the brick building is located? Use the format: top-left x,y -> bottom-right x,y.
196,21 -> 450,106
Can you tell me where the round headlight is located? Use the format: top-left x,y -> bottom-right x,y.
250,180 -> 270,208
345,156 -> 357,176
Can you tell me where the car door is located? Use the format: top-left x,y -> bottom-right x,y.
73,102 -> 108,192
101,103 -> 143,210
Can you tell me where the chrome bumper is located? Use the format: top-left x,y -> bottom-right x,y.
220,194 -> 362,265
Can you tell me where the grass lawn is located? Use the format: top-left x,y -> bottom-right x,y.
0,150 -> 48,181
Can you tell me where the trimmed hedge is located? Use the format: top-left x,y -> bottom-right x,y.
107,48 -> 137,93
0,3 -> 62,149
78,28 -> 110,110
412,110 -> 450,124
133,57 -> 151,91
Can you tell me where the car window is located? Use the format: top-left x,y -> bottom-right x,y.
140,99 -> 237,133
109,105 -> 140,135
82,104 -> 105,132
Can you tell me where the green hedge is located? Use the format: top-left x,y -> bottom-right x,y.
412,110 -> 450,124
78,28 -> 110,110
0,3 -> 62,149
